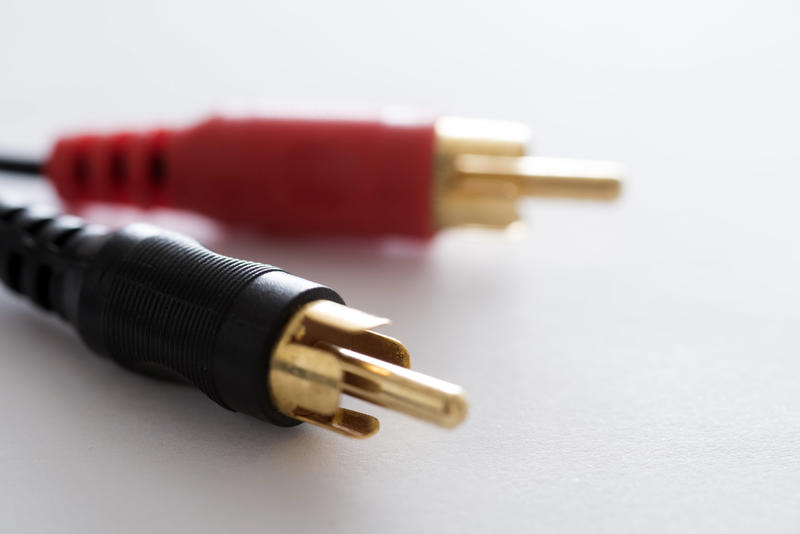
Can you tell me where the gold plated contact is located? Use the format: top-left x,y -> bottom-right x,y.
433,116 -> 624,228
268,300 -> 468,438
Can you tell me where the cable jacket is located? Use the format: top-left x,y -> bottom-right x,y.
0,155 -> 43,176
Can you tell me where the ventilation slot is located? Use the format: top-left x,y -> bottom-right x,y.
149,150 -> 166,189
51,227 -> 81,249
34,265 -> 54,310
6,253 -> 23,293
24,218 -> 52,239
111,150 -> 126,188
73,153 -> 89,189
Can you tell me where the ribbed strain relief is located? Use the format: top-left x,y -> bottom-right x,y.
0,200 -> 98,318
47,130 -> 173,207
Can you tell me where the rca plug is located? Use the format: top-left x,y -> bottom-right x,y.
0,199 -> 466,438
44,112 -> 624,238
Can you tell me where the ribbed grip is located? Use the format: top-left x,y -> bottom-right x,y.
88,230 -> 279,404
0,199 -> 106,321
48,130 -> 173,207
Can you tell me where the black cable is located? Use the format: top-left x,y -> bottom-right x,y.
0,199 -> 466,438
0,154 -> 44,176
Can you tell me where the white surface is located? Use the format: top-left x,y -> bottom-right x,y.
2,1 -> 800,532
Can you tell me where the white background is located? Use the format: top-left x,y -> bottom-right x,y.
2,1 -> 800,532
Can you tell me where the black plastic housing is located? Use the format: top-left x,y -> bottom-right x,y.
0,200 -> 343,426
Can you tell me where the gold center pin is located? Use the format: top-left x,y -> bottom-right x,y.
269,300 -> 468,438
434,117 -> 624,229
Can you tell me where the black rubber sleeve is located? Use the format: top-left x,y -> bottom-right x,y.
0,199 -> 109,323
0,200 -> 344,426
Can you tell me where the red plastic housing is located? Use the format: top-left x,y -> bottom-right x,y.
46,116 -> 437,237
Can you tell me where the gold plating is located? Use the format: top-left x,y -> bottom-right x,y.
433,116 -> 624,229
269,300 -> 467,438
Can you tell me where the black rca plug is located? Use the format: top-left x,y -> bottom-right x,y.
0,199 -> 466,438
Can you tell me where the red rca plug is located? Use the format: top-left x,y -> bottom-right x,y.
44,113 -> 624,238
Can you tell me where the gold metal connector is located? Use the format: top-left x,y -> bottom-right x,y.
268,300 -> 468,438
434,116 -> 624,228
